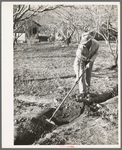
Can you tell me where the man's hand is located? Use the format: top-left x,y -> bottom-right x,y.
81,55 -> 90,62
81,56 -> 88,61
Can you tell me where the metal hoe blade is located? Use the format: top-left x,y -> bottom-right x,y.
46,119 -> 56,125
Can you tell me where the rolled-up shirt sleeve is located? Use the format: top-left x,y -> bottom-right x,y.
74,40 -> 99,77
74,56 -> 80,78
73,45 -> 86,78
73,48 -> 82,78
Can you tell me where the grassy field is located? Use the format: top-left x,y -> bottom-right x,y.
14,41 -> 118,145
14,41 -> 117,98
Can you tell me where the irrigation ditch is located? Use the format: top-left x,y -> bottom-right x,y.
14,84 -> 118,145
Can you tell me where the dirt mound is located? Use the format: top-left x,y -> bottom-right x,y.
52,98 -> 85,125
35,96 -> 118,145
14,97 -> 85,145
14,84 -> 118,145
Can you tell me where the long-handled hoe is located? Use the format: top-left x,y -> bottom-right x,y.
46,63 -> 90,125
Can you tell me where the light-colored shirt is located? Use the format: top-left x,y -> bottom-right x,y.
76,39 -> 99,61
74,39 -> 99,77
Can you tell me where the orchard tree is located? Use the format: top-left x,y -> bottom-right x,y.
75,5 -> 118,67
48,6 -> 76,45
13,4 -> 66,45
13,4 -> 76,45
89,5 -> 118,68
13,4 -> 66,32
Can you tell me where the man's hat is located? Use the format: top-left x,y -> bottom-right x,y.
80,32 -> 93,45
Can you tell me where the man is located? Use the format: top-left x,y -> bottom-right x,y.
74,32 -> 99,100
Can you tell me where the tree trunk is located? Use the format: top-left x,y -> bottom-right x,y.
107,17 -> 110,42
13,33 -> 17,46
66,27 -> 76,46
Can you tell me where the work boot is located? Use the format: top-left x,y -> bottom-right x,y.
76,93 -> 86,102
85,92 -> 93,105
90,103 -> 99,112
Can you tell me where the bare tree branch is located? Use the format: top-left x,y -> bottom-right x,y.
14,5 -> 30,23
13,5 -> 24,17
14,22 -> 25,33
96,30 -> 116,59
19,6 -> 41,21
13,4 -> 65,31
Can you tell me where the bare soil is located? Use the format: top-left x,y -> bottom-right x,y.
14,41 -> 118,146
